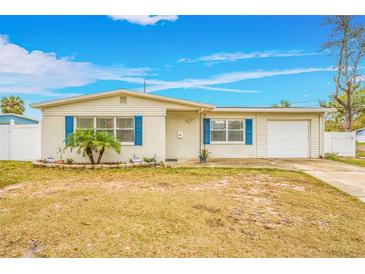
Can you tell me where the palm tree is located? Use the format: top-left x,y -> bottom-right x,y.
1,96 -> 25,114
65,129 -> 98,164
65,129 -> 121,164
95,131 -> 121,164
272,99 -> 291,108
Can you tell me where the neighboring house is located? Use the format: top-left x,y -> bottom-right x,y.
0,113 -> 39,125
355,127 -> 365,143
31,89 -> 331,162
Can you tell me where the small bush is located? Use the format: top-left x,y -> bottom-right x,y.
65,158 -> 74,164
325,152 -> 339,160
143,155 -> 157,164
199,149 -> 210,163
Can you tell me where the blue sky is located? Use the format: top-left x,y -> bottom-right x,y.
1,15 -> 364,119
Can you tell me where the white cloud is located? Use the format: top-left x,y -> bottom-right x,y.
178,50 -> 320,65
0,35 -> 335,97
192,86 -> 260,93
109,15 -> 178,26
0,35 -> 149,95
142,67 -> 334,93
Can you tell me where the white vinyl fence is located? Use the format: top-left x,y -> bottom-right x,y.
324,132 -> 356,157
0,124 -> 41,161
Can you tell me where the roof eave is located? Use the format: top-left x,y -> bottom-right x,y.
30,89 -> 215,110
212,107 -> 335,113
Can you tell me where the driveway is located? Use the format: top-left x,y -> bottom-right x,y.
178,158 -> 365,202
282,159 -> 365,202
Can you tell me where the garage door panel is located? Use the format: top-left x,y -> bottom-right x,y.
267,120 -> 309,158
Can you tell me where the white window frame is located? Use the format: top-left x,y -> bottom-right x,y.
116,117 -> 135,145
210,119 -> 245,144
95,117 -> 114,135
75,116 -> 135,145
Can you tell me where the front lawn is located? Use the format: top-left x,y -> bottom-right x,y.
0,161 -> 364,257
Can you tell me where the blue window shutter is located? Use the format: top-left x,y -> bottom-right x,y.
134,116 -> 143,145
245,119 -> 253,145
203,118 -> 210,145
65,116 -> 74,144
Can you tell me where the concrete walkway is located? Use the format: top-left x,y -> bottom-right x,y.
282,159 -> 365,202
177,158 -> 365,202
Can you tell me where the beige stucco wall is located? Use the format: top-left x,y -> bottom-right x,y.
40,94 -> 170,162
204,112 -> 257,158
41,115 -> 166,162
202,111 -> 322,159
165,111 -> 200,160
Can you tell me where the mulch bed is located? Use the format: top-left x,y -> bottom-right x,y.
32,161 -> 165,169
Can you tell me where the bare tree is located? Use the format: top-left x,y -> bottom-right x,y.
322,16 -> 365,131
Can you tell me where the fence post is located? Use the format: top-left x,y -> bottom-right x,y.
8,120 -> 15,160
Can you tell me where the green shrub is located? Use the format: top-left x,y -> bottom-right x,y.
199,149 -> 210,163
325,152 -> 339,160
65,158 -> 74,164
143,155 -> 157,164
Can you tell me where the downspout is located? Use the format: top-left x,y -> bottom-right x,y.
203,110 -> 207,151
320,113 -> 325,158
199,111 -> 202,153
255,112 -> 258,158
198,108 -> 206,153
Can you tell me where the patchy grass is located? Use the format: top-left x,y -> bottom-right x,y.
0,161 -> 364,258
333,157 -> 365,167
325,150 -> 365,168
326,156 -> 365,168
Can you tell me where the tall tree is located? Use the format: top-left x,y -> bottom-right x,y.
321,89 -> 365,131
272,99 -> 291,108
322,16 -> 365,131
1,96 -> 25,115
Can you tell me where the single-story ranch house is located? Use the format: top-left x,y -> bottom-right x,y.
31,89 -> 331,162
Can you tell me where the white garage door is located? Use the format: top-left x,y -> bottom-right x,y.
267,120 -> 309,158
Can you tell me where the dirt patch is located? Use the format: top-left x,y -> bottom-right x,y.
272,183 -> 305,191
0,183 -> 23,197
206,218 -> 225,227
226,206 -> 290,229
22,240 -> 44,258
189,178 -> 230,191
193,204 -> 221,213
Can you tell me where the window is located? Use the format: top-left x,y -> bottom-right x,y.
211,119 -> 244,143
228,120 -> 243,142
96,117 -> 114,135
75,116 -> 135,144
116,118 -> 134,143
76,117 -> 93,130
211,120 -> 227,142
